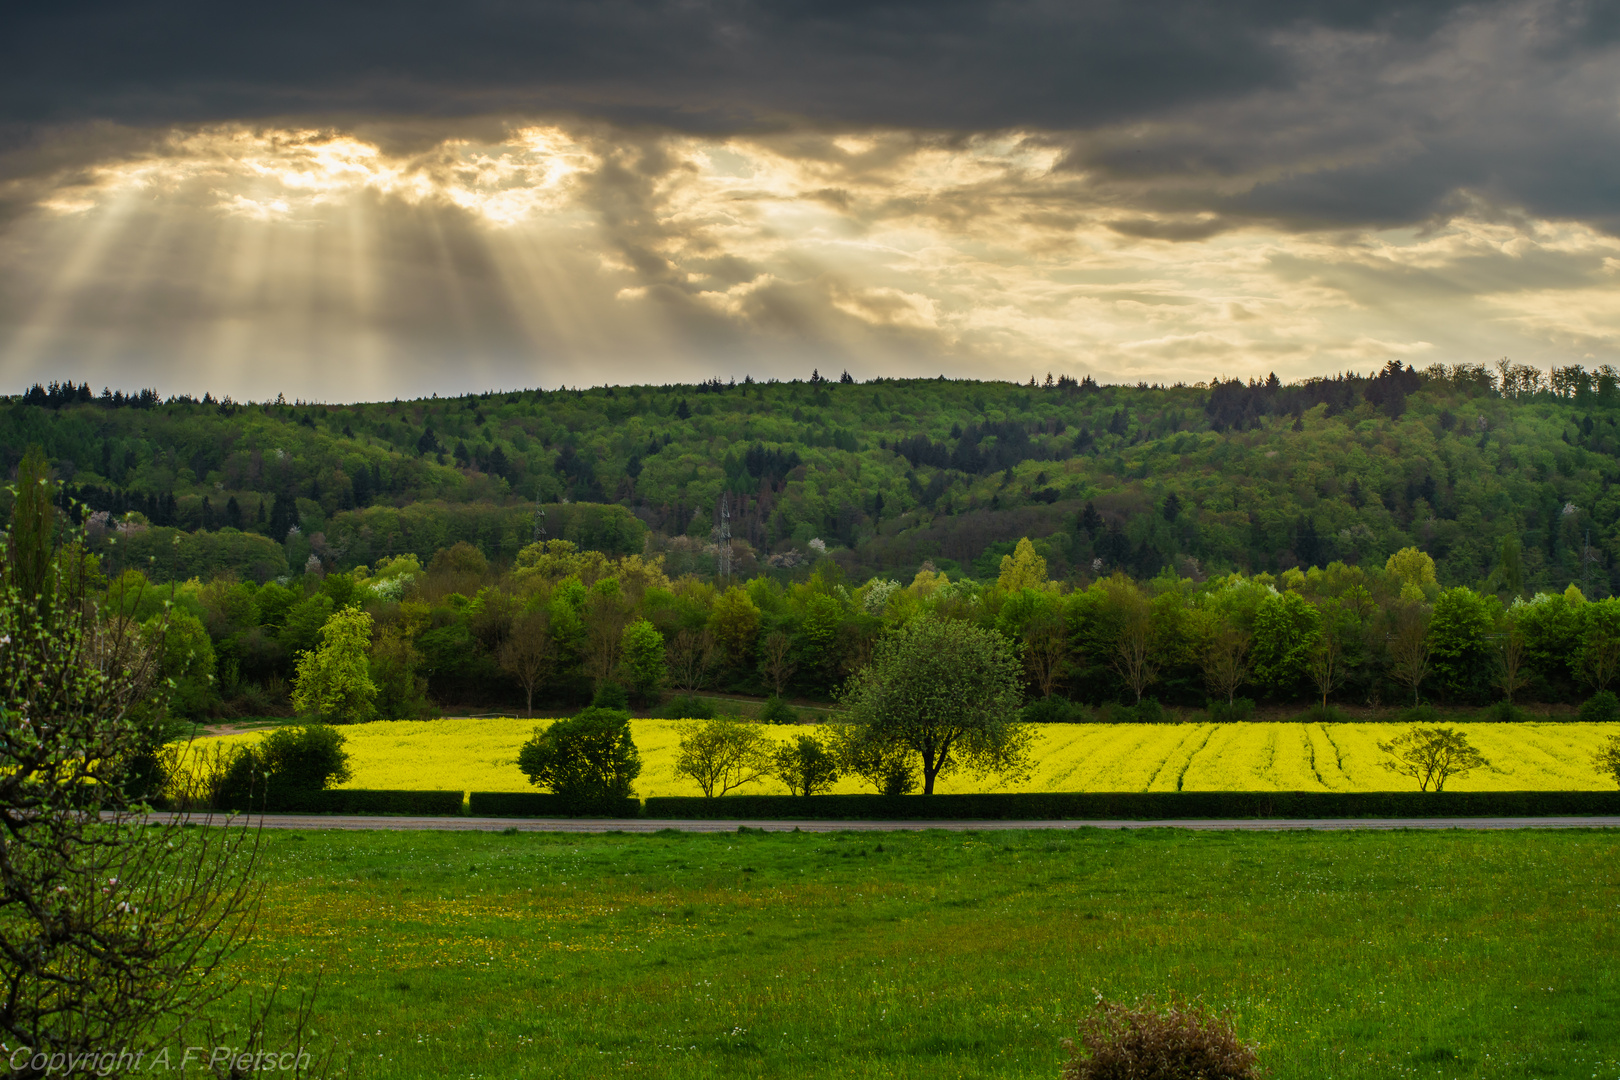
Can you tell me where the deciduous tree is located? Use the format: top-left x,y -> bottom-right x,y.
1378,725 -> 1489,791
673,716 -> 774,797
772,733 -> 840,796
517,708 -> 642,809
290,608 -> 377,723
840,616 -> 1029,795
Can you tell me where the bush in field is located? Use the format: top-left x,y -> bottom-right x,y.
772,733 -> 839,795
1061,997 -> 1260,1080
1594,735 -> 1620,787
1579,690 -> 1620,724
1207,698 -> 1255,723
591,681 -> 631,710
1022,695 -> 1086,724
655,695 -> 716,720
215,723 -> 352,806
759,695 -> 799,725
517,708 -> 642,810
1481,700 -> 1533,722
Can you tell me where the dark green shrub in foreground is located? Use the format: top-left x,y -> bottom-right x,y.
758,695 -> 799,725
517,708 -> 642,810
1061,997 -> 1260,1080
1580,690 -> 1620,724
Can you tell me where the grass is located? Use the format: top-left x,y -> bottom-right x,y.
180,719 -> 1620,796
222,826 -> 1620,1079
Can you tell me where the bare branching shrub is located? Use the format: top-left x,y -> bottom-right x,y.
1061,997 -> 1261,1080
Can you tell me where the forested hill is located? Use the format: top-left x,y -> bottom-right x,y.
5,360 -> 1620,595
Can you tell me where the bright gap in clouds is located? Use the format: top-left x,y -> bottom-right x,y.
2,123 -> 1617,402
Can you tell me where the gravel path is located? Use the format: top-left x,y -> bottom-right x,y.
154,814 -> 1620,833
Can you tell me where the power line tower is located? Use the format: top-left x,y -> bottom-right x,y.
717,492 -> 732,581
532,493 -> 546,544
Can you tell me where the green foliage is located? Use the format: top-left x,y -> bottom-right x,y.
1594,734 -> 1620,786
673,716 -> 774,797
840,615 -> 1030,794
655,695 -> 716,720
150,612 -> 217,719
1207,698 -> 1256,723
771,733 -> 840,796
1251,590 -> 1319,693
1378,725 -> 1490,791
516,708 -> 642,809
1021,694 -> 1087,724
290,607 -> 378,723
618,617 -> 666,705
254,723 -> 353,791
1579,690 -> 1620,724
758,695 -> 799,725
6,446 -> 55,607
370,626 -> 432,720
590,681 -> 630,710
1428,586 -> 1496,700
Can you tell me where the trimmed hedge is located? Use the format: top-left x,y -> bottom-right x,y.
220,788 -> 466,815
640,790 -> 1620,821
468,792 -> 642,818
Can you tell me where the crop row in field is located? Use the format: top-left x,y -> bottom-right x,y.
187,719 -> 1620,796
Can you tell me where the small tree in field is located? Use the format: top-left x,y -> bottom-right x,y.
840,615 -> 1029,795
517,708 -> 642,810
1378,725 -> 1489,791
772,733 -> 840,796
673,716 -> 773,797
291,607 -> 377,723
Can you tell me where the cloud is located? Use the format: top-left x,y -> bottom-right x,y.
3,1 -> 1620,397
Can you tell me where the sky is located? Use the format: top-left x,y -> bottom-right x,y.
2,0 -> 1619,402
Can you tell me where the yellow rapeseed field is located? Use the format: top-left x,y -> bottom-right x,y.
184,719 -> 1620,796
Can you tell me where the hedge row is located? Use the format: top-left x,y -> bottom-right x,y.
197,788 -> 1620,819
639,790 -> 1620,820
218,789 -> 466,815
467,792 -> 641,818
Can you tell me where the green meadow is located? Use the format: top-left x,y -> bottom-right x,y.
228,826 -> 1619,1079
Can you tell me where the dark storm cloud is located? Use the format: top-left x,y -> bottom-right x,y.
2,0 -> 1474,133
6,0 -> 1620,233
